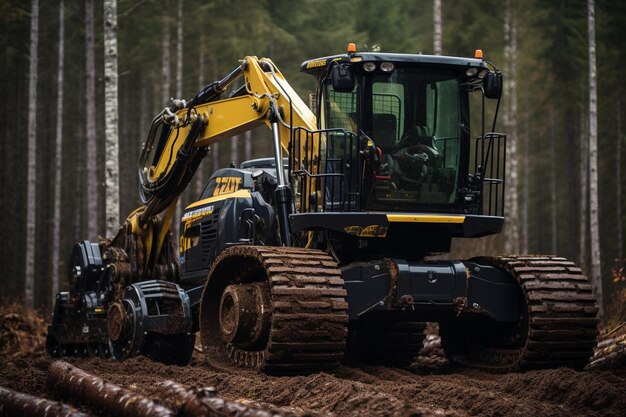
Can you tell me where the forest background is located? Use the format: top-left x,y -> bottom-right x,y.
0,0 -> 625,324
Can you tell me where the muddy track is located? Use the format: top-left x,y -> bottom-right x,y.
1,352 -> 624,417
202,246 -> 349,373
450,255 -> 600,372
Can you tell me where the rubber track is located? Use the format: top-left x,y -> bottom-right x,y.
461,255 -> 599,372
51,342 -> 112,359
222,246 -> 349,373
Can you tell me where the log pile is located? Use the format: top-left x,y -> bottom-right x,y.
14,360 -> 315,417
1,355 -> 319,417
587,322 -> 626,370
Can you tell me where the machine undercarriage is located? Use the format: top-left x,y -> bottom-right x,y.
48,239 -> 598,372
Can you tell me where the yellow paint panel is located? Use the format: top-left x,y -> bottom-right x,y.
185,189 -> 252,210
192,95 -> 267,148
386,214 -> 465,224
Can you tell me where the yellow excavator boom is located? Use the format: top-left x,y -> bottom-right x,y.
111,56 -> 317,280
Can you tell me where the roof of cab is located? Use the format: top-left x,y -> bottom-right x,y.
300,52 -> 487,75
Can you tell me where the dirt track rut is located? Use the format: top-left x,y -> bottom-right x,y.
1,353 -> 624,417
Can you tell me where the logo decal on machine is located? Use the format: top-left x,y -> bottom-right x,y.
213,176 -> 242,196
344,225 -> 388,238
181,205 -> 214,223
306,59 -> 327,69
179,205 -> 215,256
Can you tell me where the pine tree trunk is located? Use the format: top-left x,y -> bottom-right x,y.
587,0 -> 603,317
212,143 -> 220,173
104,0 -> 120,238
74,125 -> 83,242
617,100 -> 623,260
510,3 -> 519,251
173,0 -> 184,244
550,106 -> 558,254
231,135 -> 239,166
51,0 -> 64,306
175,0 -> 183,99
521,116 -> 529,253
244,131 -> 252,161
580,103 -> 588,269
85,0 -> 98,240
433,0 -> 442,55
161,0 -> 171,105
119,75 -> 131,219
504,0 -> 519,254
139,77 -> 149,140
25,0 -> 39,309
210,61 -> 219,174
194,36 -> 206,199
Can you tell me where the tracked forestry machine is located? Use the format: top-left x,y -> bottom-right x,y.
48,44 -> 599,372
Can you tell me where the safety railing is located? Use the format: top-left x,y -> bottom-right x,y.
474,132 -> 506,217
290,127 -> 360,213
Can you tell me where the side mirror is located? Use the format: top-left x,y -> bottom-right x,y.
331,63 -> 355,92
483,72 -> 502,99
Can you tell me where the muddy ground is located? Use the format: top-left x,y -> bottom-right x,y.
1,350 -> 624,417
1,306 -> 625,417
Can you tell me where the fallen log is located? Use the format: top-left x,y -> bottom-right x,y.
47,360 -> 175,417
157,380 -> 313,417
0,385 -> 90,417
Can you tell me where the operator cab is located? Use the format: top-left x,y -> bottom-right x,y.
302,49 -> 500,213
293,46 -> 505,257
330,63 -> 463,212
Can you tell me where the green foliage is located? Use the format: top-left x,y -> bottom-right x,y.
443,0 -> 503,59
355,0 -> 426,53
